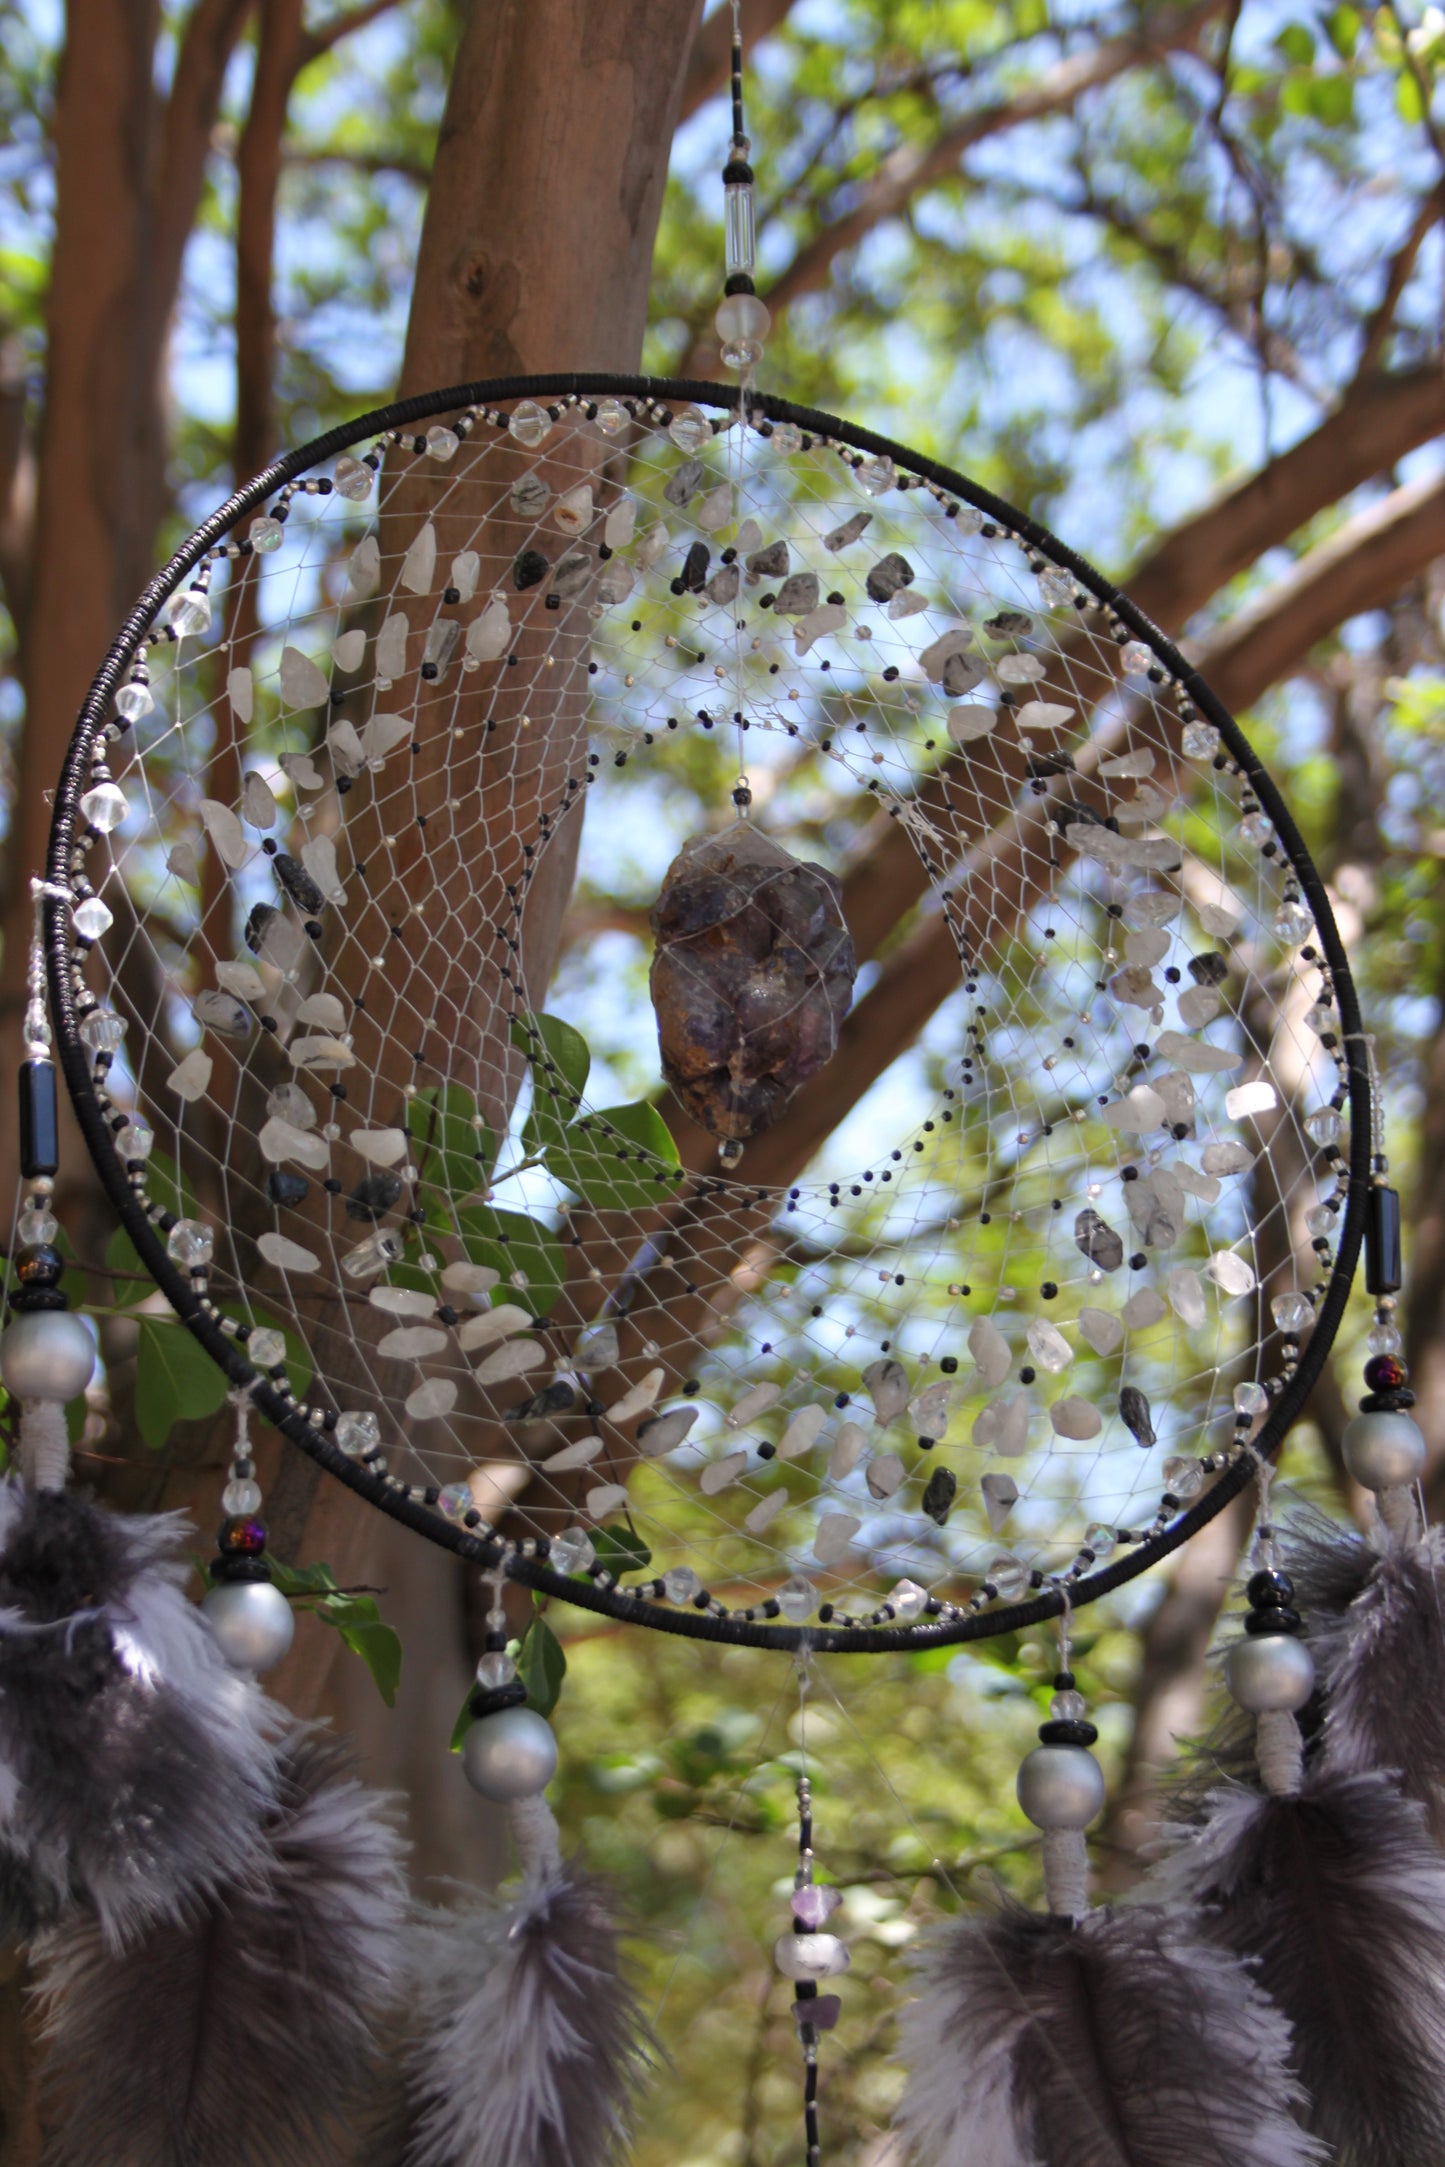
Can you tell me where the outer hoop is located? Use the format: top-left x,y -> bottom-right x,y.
46,372 -> 1370,1651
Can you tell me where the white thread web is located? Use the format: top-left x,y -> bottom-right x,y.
63,389 -> 1350,1630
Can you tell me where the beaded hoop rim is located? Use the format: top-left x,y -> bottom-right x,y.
45,371 -> 1371,1651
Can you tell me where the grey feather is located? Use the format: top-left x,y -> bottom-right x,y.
896,1901 -> 1322,2167
33,1730 -> 408,2167
1150,1765 -> 1445,2164
1283,1511 -> 1445,1840
397,1866 -> 655,2167
0,1479 -> 279,1943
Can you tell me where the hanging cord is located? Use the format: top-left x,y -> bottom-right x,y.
1039,1594 -> 1091,1917
480,1550 -> 564,1880
1246,1455 -> 1307,1796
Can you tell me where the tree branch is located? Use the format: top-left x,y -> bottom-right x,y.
298,0 -> 402,64
1352,180 -> 1445,385
757,0 -> 1225,326
154,0 -> 256,316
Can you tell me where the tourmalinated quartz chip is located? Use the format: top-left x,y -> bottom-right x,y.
649,821 -> 857,1144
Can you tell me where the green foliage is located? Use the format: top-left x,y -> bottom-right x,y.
134,1319 -> 230,1448
407,1082 -> 495,1203
454,1204 -> 567,1319
513,1010 -> 683,1211
266,1558 -> 403,1705
519,1613 -> 567,1717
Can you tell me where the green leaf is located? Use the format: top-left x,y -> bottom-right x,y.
455,1206 -> 566,1318
1325,5 -> 1360,56
1397,68 -> 1426,121
268,1557 -> 341,1597
511,1010 -> 590,1096
1306,72 -> 1353,123
541,1100 -> 683,1213
146,1149 -> 198,1225
592,1524 -> 652,1577
104,1224 -> 152,1310
449,1685 -> 475,1753
519,1616 -> 567,1717
321,1594 -> 403,1706
407,1083 -> 495,1201
1275,21 -> 1316,63
134,1319 -> 229,1448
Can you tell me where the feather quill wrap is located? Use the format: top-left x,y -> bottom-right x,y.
0,1479 -> 279,1942
1150,1765 -> 1445,2164
896,1901 -> 1321,2167
396,1864 -> 655,2167
33,1730 -> 408,2167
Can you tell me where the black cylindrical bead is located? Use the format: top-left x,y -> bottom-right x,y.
1366,1185 -> 1402,1296
18,1059 -> 59,1179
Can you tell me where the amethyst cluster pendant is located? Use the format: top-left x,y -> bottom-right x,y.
649,821 -> 857,1147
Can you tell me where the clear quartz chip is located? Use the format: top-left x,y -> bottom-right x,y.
341,1229 -> 404,1280
551,1525 -> 596,1574
336,1410 -> 381,1457
890,1577 -> 927,1621
80,783 -> 128,832
167,1218 -> 214,1268
778,1575 -> 818,1622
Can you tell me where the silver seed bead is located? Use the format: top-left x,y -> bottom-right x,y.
1225,1631 -> 1315,1713
0,1309 -> 95,1404
1016,1742 -> 1106,1830
461,1705 -> 558,1801
202,1579 -> 295,1673
1342,1409 -> 1426,1493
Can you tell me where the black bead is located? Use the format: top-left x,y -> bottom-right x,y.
210,1555 -> 273,1584
1365,1185 -> 1402,1297
468,1679 -> 528,1721
15,1243 -> 64,1289
1245,1606 -> 1302,1636
18,1059 -> 59,1179
1246,1567 -> 1295,1608
513,548 -> 548,590
346,1173 -> 403,1221
920,1466 -> 956,1525
1039,1718 -> 1099,1746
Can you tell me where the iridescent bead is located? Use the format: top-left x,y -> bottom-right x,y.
80,1008 -> 126,1054
167,1218 -> 214,1268
1270,1292 -> 1311,1334
1181,721 -> 1220,759
333,455 -> 373,499
777,1575 -> 817,1622
248,515 -> 283,553
336,1410 -> 381,1458
218,1512 -> 268,1555
508,400 -> 551,448
438,1482 -> 472,1521
72,897 -> 114,940
551,1525 -> 596,1574
165,587 -> 211,639
1363,1353 -> 1407,1392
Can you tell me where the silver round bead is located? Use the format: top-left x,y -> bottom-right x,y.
202,1579 -> 296,1673
0,1309 -> 95,1404
1342,1409 -> 1425,1494
1016,1742 -> 1106,1831
1225,1631 -> 1315,1713
461,1705 -> 558,1801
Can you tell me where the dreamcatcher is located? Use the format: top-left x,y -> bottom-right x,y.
3,13 -> 1441,2164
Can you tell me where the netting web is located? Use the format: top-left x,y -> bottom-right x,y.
50,380 -> 1363,1642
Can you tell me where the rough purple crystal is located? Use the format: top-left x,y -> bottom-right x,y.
793,1994 -> 842,2033
791,1884 -> 843,1929
649,821 -> 857,1143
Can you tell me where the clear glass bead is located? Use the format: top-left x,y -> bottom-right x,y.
1163,1455 -> 1206,1500
1038,566 -> 1075,606
1234,1381 -> 1269,1416
248,1327 -> 286,1369
1305,1108 -> 1342,1146
476,1650 -> 517,1689
333,455 -> 373,500
72,897 -> 113,939
17,1206 -> 59,1246
79,1008 -> 125,1053
663,1565 -> 701,1604
336,1410 -> 381,1458
1305,1002 -> 1334,1035
438,1481 -> 472,1520
167,1217 -> 214,1268
724,179 -> 757,277
1305,1204 -> 1336,1237
890,1577 -> 927,1621
508,400 -> 551,448
594,398 -> 627,436
425,425 -> 459,462
770,422 -> 803,456
116,1118 -> 154,1161
1051,1688 -> 1088,1721
341,1230 -> 404,1280
248,515 -> 283,553
1367,1323 -> 1404,1356
669,406 -> 710,453
778,1575 -> 818,1622
222,1478 -> 263,1515
80,783 -> 128,833
1121,640 -> 1154,673
1271,1291 -> 1312,1333
1273,898 -> 1312,945
857,454 -> 896,497
551,1525 -> 596,1574
1239,811 -> 1273,847
1084,1522 -> 1116,1560
1181,721 -> 1221,759
988,1553 -> 1029,1600
165,587 -> 211,639
114,679 -> 153,722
